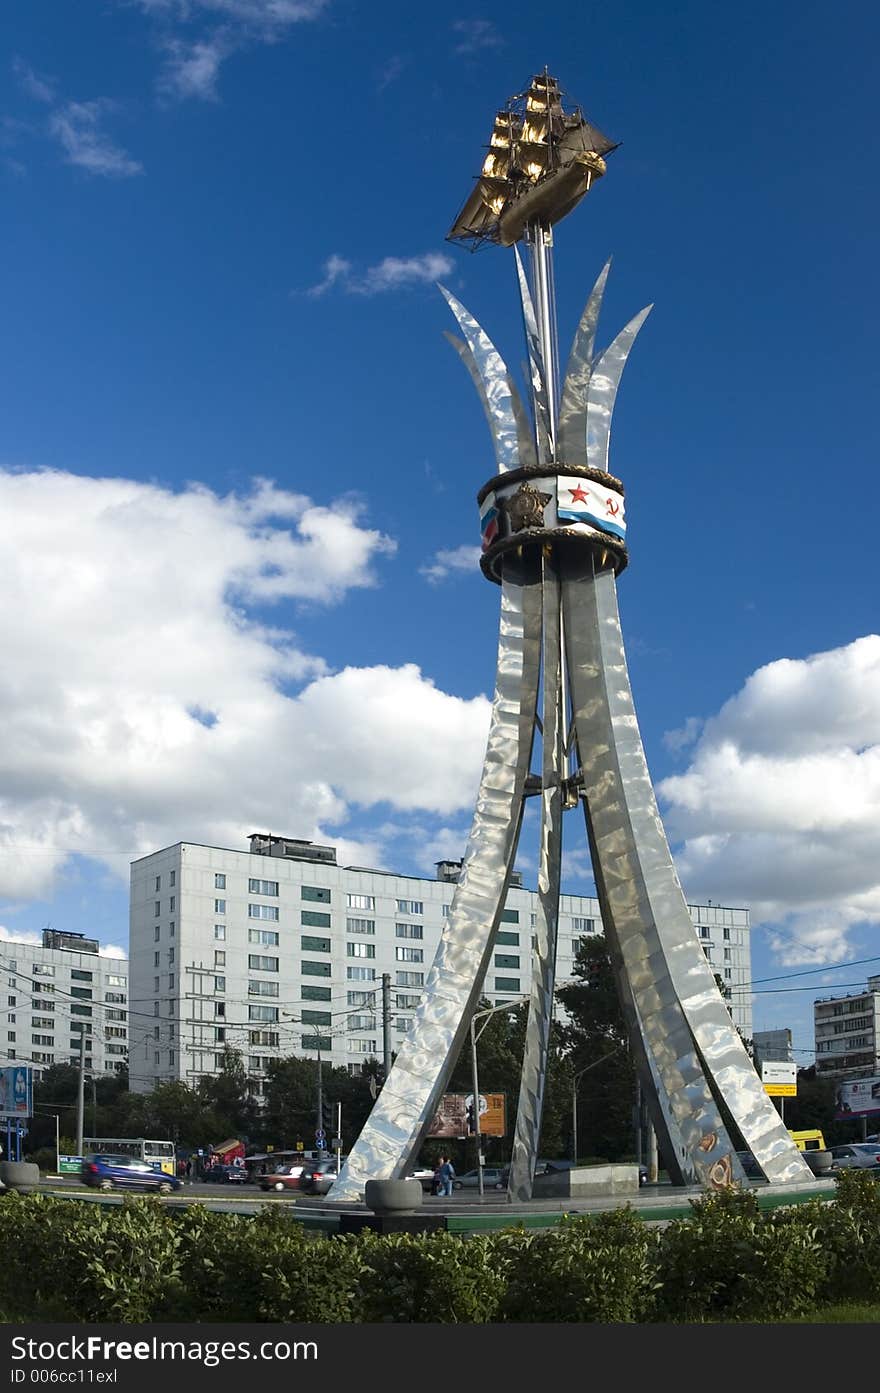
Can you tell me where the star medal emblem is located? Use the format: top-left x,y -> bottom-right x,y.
501,481 -> 551,532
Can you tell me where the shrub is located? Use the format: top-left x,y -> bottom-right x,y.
353,1231 -> 508,1323
809,1171 -> 880,1305
498,1209 -> 661,1322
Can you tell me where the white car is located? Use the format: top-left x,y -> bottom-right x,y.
829,1144 -> 880,1170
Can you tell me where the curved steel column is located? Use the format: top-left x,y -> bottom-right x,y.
562,547 -> 812,1185
507,550 -> 564,1202
328,554 -> 542,1201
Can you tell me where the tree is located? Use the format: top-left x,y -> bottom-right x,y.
555,935 -> 638,1163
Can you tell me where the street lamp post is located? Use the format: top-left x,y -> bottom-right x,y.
469,999 -> 528,1197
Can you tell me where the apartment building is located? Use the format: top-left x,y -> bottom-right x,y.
814,975 -> 880,1081
129,835 -> 753,1093
0,929 -> 128,1080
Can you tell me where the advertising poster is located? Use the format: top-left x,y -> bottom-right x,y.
834,1076 -> 880,1119
0,1066 -> 32,1118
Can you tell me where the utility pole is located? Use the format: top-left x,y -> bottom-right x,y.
470,1016 -> 482,1195
91,1076 -> 97,1137
75,1030 -> 86,1158
381,973 -> 392,1079
315,1041 -> 324,1158
335,1102 -> 342,1172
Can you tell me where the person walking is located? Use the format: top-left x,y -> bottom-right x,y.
439,1155 -> 456,1197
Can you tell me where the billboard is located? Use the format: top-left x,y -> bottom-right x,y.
834,1076 -> 880,1120
426,1092 -> 507,1138
0,1066 -> 32,1118
761,1061 -> 797,1096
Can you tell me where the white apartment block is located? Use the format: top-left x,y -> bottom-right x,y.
0,930 -> 129,1080
814,975 -> 880,1081
129,835 -> 753,1094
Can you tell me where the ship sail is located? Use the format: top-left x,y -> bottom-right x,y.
448,72 -> 618,249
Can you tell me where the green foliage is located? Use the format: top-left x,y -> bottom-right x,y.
24,1146 -> 58,1172
807,1170 -> 880,1304
353,1231 -> 508,1323
498,1208 -> 660,1322
656,1187 -> 825,1321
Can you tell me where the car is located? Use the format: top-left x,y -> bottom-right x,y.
259,1163 -> 305,1192
82,1154 -> 182,1194
204,1164 -> 250,1184
457,1167 -> 503,1189
407,1168 -> 440,1193
299,1159 -> 347,1195
829,1144 -> 880,1170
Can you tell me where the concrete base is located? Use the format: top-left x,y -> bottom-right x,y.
532,1164 -> 639,1199
364,1178 -> 424,1214
339,1214 -> 447,1236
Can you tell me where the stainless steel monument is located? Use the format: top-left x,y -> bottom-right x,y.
329,71 -> 812,1202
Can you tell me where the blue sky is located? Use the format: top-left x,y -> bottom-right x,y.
2,0 -> 879,1061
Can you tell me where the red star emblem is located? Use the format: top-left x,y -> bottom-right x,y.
568,484 -> 589,503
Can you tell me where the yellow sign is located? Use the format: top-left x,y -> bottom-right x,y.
764,1082 -> 796,1097
479,1093 -> 507,1136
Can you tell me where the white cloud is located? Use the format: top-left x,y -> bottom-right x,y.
658,636 -> 880,962
451,19 -> 503,54
12,58 -> 55,104
0,468 -> 493,905
49,101 -> 143,178
420,545 -> 481,584
158,34 -> 231,101
306,252 -> 454,297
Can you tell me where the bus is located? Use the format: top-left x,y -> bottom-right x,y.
83,1138 -> 176,1176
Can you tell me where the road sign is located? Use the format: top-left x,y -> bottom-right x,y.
315,1128 -> 327,1145
761,1061 -> 797,1097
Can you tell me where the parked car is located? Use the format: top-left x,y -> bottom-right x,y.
204,1164 -> 250,1184
457,1167 -> 502,1189
82,1155 -> 182,1194
829,1144 -> 880,1171
299,1159 -> 346,1195
259,1163 -> 305,1192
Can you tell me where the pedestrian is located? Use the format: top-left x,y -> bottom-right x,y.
185,1158 -> 191,1179
439,1154 -> 456,1197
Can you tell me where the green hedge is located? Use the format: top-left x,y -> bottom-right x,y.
1,1172 -> 878,1323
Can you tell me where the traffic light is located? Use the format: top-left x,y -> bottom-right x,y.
321,1097 -> 333,1131
465,1102 -> 475,1135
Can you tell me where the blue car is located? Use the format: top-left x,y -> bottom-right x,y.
82,1154 -> 182,1194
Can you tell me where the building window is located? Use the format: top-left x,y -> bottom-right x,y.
168,974 -> 175,989
302,1010 -> 332,1027
154,901 -> 161,917
33,964 -> 55,977
302,886 -> 331,903
70,1005 -> 92,1018
214,1002 -> 226,1018
442,904 -> 450,918
249,903 -> 280,922
395,946 -> 423,963
302,1035 -> 332,1052
249,1029 -> 279,1047
170,870 -> 175,887
6,997 -> 14,1008
249,878 -> 279,896
301,936 -> 330,954
169,896 -> 175,912
347,893 -> 375,911
347,918 -> 375,936
347,991 -> 374,1006
347,1039 -> 377,1054
244,928 -> 276,948
347,1014 -> 376,1031
301,910 -> 330,929
71,970 -> 93,983
723,927 -> 731,941
500,909 -> 519,924
214,976 -> 226,992
154,952 -> 160,967
396,1019 -> 412,1034
105,991 -> 126,1004
302,961 -> 332,978
495,977 -> 520,992
214,951 -> 225,967
214,899 -> 226,914
347,967 -> 376,982
495,954 -> 520,969
395,923 -> 423,940
395,993 -> 419,1009
301,985 -> 332,1002
214,924 -> 226,941
153,977 -> 160,992
155,876 -> 161,892
169,1050 -> 175,1066
571,917 -> 596,934
396,899 -> 423,916
170,921 -> 175,937
496,931 -> 519,946
348,942 -> 375,959
724,969 -> 732,979
248,979 -> 279,997
396,971 -> 424,987
168,947 -> 175,964
215,874 -> 226,889
71,987 -> 92,1000
154,1003 -> 160,1017
248,954 -> 279,973
248,1005 -> 279,1022
699,926 -> 710,939
724,948 -> 731,961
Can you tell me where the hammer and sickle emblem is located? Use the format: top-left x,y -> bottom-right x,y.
605,496 -> 620,517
